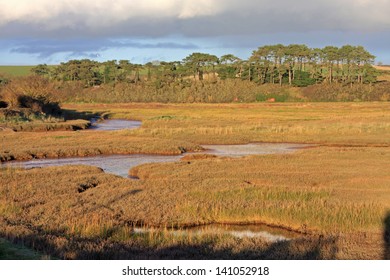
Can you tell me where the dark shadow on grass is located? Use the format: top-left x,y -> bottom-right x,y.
61,109 -> 109,121
384,212 -> 390,260
1,227 -> 338,260
0,237 -> 47,260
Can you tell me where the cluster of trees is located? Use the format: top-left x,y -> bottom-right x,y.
31,44 -> 378,89
246,44 -> 376,86
1,43 -> 384,104
32,60 -> 144,86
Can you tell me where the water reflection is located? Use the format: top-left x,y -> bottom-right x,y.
11,154 -> 182,178
90,119 -> 142,131
5,143 -> 311,178
133,223 -> 302,243
4,143 -> 311,178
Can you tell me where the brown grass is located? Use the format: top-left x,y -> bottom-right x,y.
374,65 -> 390,71
0,129 -> 202,162
0,119 -> 91,132
65,102 -> 390,146
1,102 -> 390,259
2,103 -> 389,162
1,146 -> 390,259
374,65 -> 390,82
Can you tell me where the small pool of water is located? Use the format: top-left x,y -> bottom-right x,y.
90,119 -> 142,131
133,223 -> 301,243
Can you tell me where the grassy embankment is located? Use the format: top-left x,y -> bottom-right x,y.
1,103 -> 390,259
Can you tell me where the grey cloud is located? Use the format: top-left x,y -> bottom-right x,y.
1,0 -> 390,63
9,38 -> 199,58
1,0 -> 389,39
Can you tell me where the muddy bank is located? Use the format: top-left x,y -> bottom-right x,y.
0,119 -> 91,132
0,118 -> 142,132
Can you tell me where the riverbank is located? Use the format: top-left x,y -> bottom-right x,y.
0,119 -> 91,132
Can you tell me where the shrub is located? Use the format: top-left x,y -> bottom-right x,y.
0,75 -> 62,121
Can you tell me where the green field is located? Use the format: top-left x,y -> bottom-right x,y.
0,65 -> 35,77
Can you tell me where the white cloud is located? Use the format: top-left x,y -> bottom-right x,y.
0,0 -> 220,27
177,0 -> 219,19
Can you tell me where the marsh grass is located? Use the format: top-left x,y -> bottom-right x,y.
0,130 -> 202,162
1,145 -> 389,259
1,103 -> 390,259
0,119 -> 91,132
66,103 -> 390,146
3,103 -> 389,161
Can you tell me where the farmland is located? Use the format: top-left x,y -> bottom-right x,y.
0,66 -> 34,77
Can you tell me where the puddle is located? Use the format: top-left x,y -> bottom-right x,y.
90,119 -> 141,131
133,223 -> 301,243
3,143 -> 311,178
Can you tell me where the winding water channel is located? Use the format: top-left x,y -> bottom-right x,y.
4,119 -> 311,242
8,143 -> 310,178
7,119 -> 311,178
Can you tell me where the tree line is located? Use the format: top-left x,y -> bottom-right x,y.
31,44 -> 378,89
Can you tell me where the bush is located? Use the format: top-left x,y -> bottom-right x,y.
0,75 -> 62,122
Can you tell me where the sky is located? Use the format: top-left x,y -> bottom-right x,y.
1,0 -> 390,65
